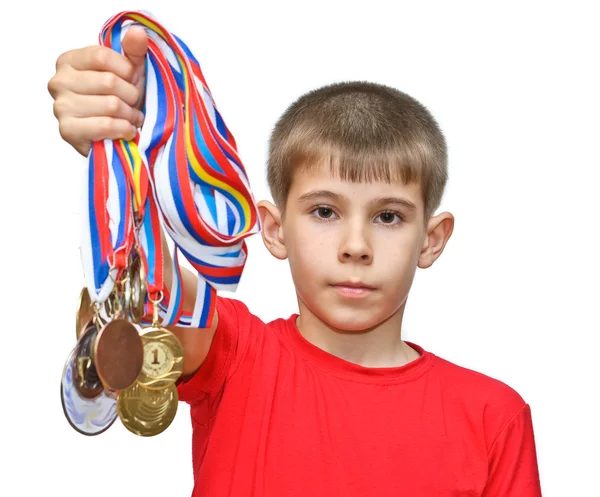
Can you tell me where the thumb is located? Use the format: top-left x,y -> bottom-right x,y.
122,25 -> 148,85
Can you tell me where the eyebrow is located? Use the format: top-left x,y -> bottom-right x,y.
297,190 -> 417,211
373,196 -> 417,211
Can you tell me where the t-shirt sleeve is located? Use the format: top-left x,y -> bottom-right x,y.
482,403 -> 543,496
177,296 -> 253,404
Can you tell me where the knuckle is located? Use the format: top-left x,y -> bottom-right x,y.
55,50 -> 71,70
102,72 -> 118,92
52,98 -> 68,118
58,120 -> 72,141
100,117 -> 128,137
52,100 -> 61,118
98,117 -> 115,135
47,77 -> 58,97
48,72 -> 66,97
130,87 -> 141,107
106,96 -> 121,115
93,47 -> 109,68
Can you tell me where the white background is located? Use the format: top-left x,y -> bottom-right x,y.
1,0 -> 598,495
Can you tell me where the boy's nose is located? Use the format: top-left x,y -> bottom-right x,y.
338,224 -> 373,264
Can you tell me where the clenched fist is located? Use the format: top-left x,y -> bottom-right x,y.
48,26 -> 149,157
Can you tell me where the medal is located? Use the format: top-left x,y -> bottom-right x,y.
117,382 -> 178,437
137,297 -> 183,390
75,288 -> 94,339
72,321 -> 104,399
138,329 -> 183,389
116,296 -> 181,436
128,250 -> 147,323
94,319 -> 143,391
61,348 -> 117,436
93,277 -> 143,392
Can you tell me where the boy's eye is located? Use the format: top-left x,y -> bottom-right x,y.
314,207 -> 335,219
376,211 -> 402,225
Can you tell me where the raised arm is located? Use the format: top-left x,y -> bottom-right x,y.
48,26 -> 218,380
159,228 -> 218,379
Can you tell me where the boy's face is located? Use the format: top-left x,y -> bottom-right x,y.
259,161 -> 453,332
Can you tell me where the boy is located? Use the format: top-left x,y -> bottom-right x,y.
48,26 -> 542,496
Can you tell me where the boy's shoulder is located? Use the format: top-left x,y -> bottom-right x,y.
429,348 -> 529,446
431,349 -> 527,408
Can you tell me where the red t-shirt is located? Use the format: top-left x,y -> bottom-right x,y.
177,297 -> 542,496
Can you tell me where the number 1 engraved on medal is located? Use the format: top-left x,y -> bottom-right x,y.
142,342 -> 173,378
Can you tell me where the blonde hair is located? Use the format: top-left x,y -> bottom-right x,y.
267,81 -> 448,221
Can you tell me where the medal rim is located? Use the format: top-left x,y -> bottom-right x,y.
61,348 -> 117,436
75,288 -> 94,340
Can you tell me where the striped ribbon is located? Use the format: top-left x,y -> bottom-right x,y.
81,140 -> 137,304
81,10 -> 260,328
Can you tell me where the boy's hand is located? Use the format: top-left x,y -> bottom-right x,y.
47,26 -> 148,157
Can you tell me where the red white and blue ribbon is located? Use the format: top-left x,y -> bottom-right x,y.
81,11 -> 260,328
80,139 -> 136,304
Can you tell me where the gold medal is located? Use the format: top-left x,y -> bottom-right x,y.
137,329 -> 183,390
117,382 -> 178,437
136,296 -> 183,390
75,288 -> 94,340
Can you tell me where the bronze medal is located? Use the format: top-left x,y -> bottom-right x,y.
93,318 -> 143,391
93,276 -> 144,391
117,382 -> 178,437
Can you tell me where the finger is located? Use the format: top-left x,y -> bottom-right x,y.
121,26 -> 148,85
54,93 -> 144,128
59,116 -> 138,151
53,67 -> 140,107
59,46 -> 135,83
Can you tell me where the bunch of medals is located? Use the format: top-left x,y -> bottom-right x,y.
60,10 -> 261,437
61,247 -> 184,437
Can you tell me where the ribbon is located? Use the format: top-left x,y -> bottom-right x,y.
81,139 -> 136,303
81,10 -> 260,328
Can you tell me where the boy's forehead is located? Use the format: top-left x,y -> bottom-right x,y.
289,163 -> 423,206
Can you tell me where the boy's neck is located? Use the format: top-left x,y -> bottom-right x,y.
295,299 -> 420,368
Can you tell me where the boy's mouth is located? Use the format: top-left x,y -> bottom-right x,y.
330,281 -> 376,297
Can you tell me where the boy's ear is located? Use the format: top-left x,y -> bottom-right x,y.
258,200 -> 288,260
418,212 -> 454,269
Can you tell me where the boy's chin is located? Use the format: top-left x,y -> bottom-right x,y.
316,306 -> 390,333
